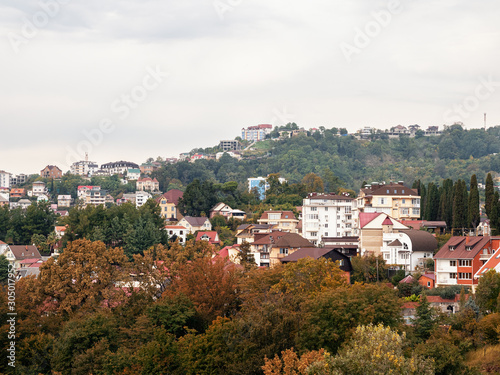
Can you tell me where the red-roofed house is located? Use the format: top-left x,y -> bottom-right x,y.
258,211 -> 299,233
209,202 -> 247,220
156,189 -> 184,221
358,212 -> 409,256
434,236 -> 500,290
1,245 -> 42,270
196,231 -> 221,245
40,165 -> 62,179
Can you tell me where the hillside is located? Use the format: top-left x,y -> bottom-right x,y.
152,124 -> 500,192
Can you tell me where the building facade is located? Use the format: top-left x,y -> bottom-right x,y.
241,124 -> 273,141
302,193 -> 355,245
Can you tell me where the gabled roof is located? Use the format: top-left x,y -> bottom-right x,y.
400,275 -> 415,283
274,233 -> 314,248
306,193 -> 354,201
382,217 -> 393,226
196,231 -> 220,243
359,212 -> 382,228
362,183 -> 418,197
421,273 -> 435,281
388,239 -> 402,246
8,245 -> 41,261
434,236 -> 490,260
475,247 -> 500,278
164,225 -> 187,229
156,189 -> 183,205
182,216 -> 210,226
280,247 -> 352,271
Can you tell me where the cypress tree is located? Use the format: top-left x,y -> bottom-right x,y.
486,173 -> 495,217
491,191 -> 500,235
424,183 -> 439,221
468,175 -> 480,231
452,179 -> 467,233
438,179 -> 453,227
420,183 -> 427,220
462,179 -> 469,229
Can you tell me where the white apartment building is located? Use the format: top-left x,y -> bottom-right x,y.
302,193 -> 355,245
71,160 -> 99,177
135,191 -> 152,208
77,186 -> 106,207
0,170 -> 11,189
28,181 -> 48,197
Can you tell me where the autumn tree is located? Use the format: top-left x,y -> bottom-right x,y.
237,241 -> 256,270
302,173 -> 324,194
307,324 -> 434,375
475,269 -> 500,314
33,239 -> 130,316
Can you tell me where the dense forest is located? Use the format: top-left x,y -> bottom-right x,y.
152,124 -> 500,193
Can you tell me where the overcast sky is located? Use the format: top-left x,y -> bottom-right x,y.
2,0 -> 500,174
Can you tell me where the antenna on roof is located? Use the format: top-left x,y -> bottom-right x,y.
85,152 -> 88,162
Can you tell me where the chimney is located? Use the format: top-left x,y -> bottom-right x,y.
25,245 -> 28,250
466,236 -> 470,244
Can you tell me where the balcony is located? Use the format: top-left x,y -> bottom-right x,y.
480,253 -> 492,261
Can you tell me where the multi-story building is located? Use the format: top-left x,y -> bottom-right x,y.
135,191 -> 152,208
40,165 -> 63,179
247,176 -> 287,200
219,140 -> 242,151
71,160 -> 99,177
257,211 -> 299,234
29,181 -> 48,197
434,236 -> 500,290
10,174 -> 27,186
0,170 -> 11,189
302,193 -> 355,245
77,186 -> 106,207
10,188 -> 26,198
177,216 -> 212,234
57,195 -> 73,207
126,168 -> 141,181
99,161 -> 139,176
241,124 -> 273,141
164,225 -> 187,244
136,177 -> 160,192
354,181 -> 420,234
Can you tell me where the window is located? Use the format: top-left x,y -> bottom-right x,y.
325,232 -> 328,236
466,246 -> 472,251
378,198 -> 386,204
459,260 -> 472,267
449,246 -> 456,251
310,207 -> 317,211
337,224 -> 340,228
459,273 -> 472,280
449,273 -> 457,279
325,207 -> 328,211
344,207 -> 351,213
412,208 -> 420,215
307,214 -> 319,220
402,199 -> 406,204
384,253 -> 390,260
310,232 -> 317,237
450,260 -> 456,267
401,208 -> 409,215
400,253 -> 409,260
412,198 -> 420,205
279,248 -> 288,255
339,259 -> 344,266
180,231 -> 183,235
324,224 -> 328,228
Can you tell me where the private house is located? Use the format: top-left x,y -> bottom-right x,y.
235,224 -> 276,244
140,163 -> 155,175
126,168 -> 141,181
434,236 -> 500,290
0,195 -> 8,207
29,181 -> 48,197
354,182 -> 420,234
40,165 -> 62,179
136,177 -> 159,192
117,193 -> 136,206
358,212 -> 409,256
1,245 -> 42,271
17,259 -> 44,278
280,247 -> 353,283
250,231 -> 287,267
196,231 -> 221,246
57,195 -> 73,207
164,225 -> 187,244
217,245 -> 242,264
177,216 -> 212,234
10,188 -> 26,198
156,189 -> 184,221
302,193 -> 355,245
209,203 -> 246,220
380,229 -> 437,272
258,211 -> 299,233
269,232 -> 315,267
